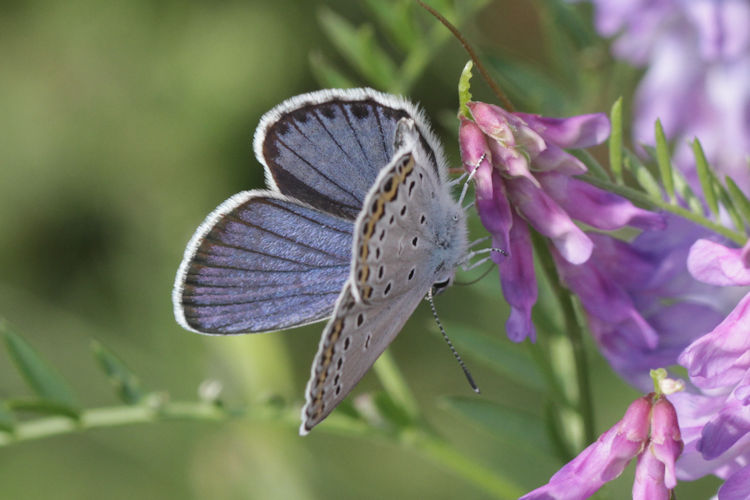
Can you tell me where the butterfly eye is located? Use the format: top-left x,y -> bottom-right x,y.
431,278 -> 452,295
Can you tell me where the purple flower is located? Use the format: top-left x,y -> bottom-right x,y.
666,238 -> 750,495
459,102 -> 664,342
552,217 -> 725,389
580,0 -> 750,190
522,394 -> 683,499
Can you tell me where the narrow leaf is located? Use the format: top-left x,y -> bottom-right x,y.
442,397 -> 557,464
609,97 -> 623,182
363,0 -> 417,52
6,399 -> 80,420
373,391 -> 413,428
442,322 -> 545,392
2,327 -> 77,408
0,402 -> 15,432
91,340 -> 144,405
623,149 -> 662,199
308,51 -> 357,89
458,60 -> 473,119
318,8 -> 400,91
693,139 -> 719,216
666,158 -> 705,214
726,176 -> 750,226
715,182 -> 746,233
654,119 -> 675,200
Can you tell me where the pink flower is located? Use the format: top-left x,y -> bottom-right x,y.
459,102 -> 663,341
522,394 -> 683,499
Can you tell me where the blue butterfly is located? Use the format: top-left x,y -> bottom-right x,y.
173,89 -> 468,434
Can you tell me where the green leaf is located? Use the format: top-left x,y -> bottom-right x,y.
0,402 -> 15,432
654,119 -> 675,201
318,8 -> 400,91
609,98 -> 623,182
458,60 -> 473,119
569,149 -> 609,181
726,176 -> 750,226
5,399 -> 80,420
714,180 -> 746,233
373,391 -> 414,429
667,159 -> 705,214
91,340 -> 144,405
2,326 -> 78,408
693,139 -> 719,216
364,0 -> 417,52
441,397 -> 558,464
309,51 -> 357,89
485,54 -> 570,113
623,149 -> 662,199
442,322 -> 546,393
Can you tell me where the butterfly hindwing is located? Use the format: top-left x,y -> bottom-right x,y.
173,192 -> 352,334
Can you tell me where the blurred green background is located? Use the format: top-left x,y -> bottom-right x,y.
0,1 -> 722,498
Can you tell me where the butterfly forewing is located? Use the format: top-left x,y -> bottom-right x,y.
254,89 -> 444,219
174,193 -> 352,334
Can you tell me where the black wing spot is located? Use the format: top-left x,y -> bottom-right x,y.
400,205 -> 407,216
384,282 -> 392,296
320,105 -> 336,119
350,102 -> 370,119
364,333 -> 372,350
420,214 -> 426,224
408,268 -> 415,280
378,265 -> 384,279
408,180 -> 416,196
411,236 -> 418,247
335,385 -> 342,395
379,229 -> 386,241
357,313 -> 364,327
344,337 -> 351,350
337,357 -> 343,370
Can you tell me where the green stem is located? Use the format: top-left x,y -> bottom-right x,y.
0,399 -> 524,499
580,173 -> 746,245
373,349 -> 421,421
533,239 -> 596,446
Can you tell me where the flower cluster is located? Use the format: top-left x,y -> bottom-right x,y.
668,239 -> 750,498
582,0 -> 750,189
459,102 -> 663,342
522,393 -> 683,499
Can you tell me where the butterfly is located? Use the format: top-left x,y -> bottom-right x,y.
172,88 -> 468,434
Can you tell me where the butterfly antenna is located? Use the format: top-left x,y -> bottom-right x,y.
458,153 -> 484,206
427,288 -> 480,393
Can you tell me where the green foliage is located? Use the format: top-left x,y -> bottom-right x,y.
2,323 -> 78,412
312,0 -> 490,93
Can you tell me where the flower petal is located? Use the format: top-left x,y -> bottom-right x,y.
538,172 -> 666,231
633,448 -> 670,500
530,144 -> 589,175
650,397 -> 684,488
678,292 -> 750,390
521,395 -> 651,500
719,464 -> 750,500
687,239 -> 750,286
507,176 -> 593,264
516,112 -> 611,148
498,212 -> 537,342
459,118 -> 513,253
